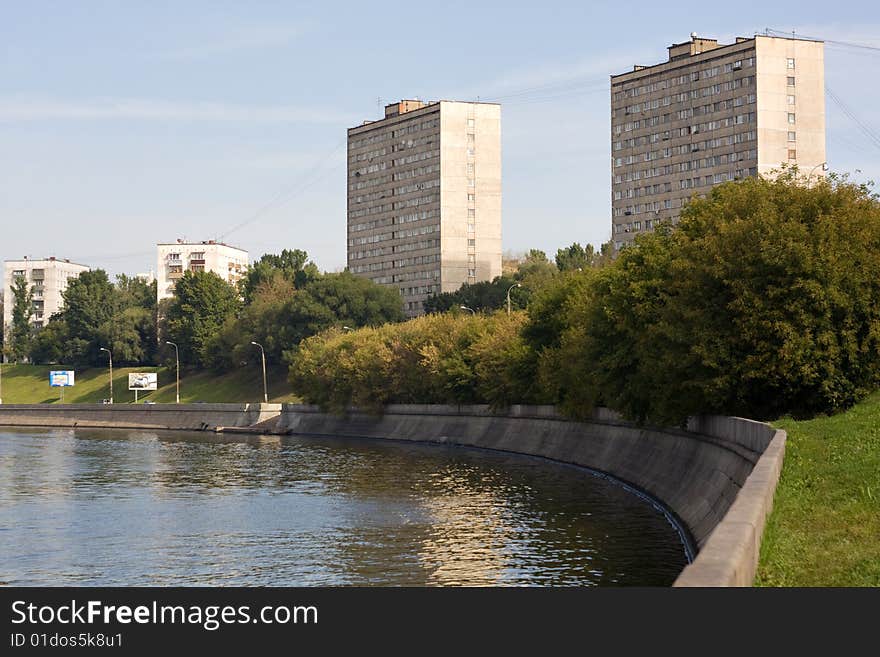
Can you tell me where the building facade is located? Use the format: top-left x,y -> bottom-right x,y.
156,240 -> 248,302
611,34 -> 826,248
347,100 -> 502,317
3,256 -> 90,341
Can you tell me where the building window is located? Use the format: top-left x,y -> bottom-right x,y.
788,113 -> 796,124
467,133 -> 475,143
468,178 -> 475,187
788,149 -> 797,160
468,208 -> 475,218
467,118 -> 475,128
788,131 -> 796,141
787,58 -> 795,69
468,269 -> 476,277
787,95 -> 796,105
787,76 -> 796,86
467,194 -> 475,202
468,239 -> 475,247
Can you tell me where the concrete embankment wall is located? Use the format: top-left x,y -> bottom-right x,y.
0,403 -> 282,431
274,404 -> 785,587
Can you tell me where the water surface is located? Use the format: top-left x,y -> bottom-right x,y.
0,428 -> 688,586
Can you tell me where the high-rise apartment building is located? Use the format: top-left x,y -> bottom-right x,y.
3,256 -> 90,341
347,99 -> 502,317
156,240 -> 248,302
611,34 -> 825,248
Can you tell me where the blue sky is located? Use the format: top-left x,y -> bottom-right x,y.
1,0 -> 878,281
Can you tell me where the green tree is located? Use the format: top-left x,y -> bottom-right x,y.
208,271 -> 404,371
239,249 -> 320,305
555,242 -> 595,271
166,271 -> 242,367
557,172 -> 880,424
9,275 -> 33,362
49,270 -> 117,366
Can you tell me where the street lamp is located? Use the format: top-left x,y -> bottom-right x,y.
506,283 -> 522,316
342,326 -> 354,332
459,305 -> 475,315
165,341 -> 180,404
808,162 -> 828,186
251,341 -> 268,404
99,347 -> 113,404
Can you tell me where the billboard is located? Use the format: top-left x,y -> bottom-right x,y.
128,372 -> 158,390
49,371 -> 75,387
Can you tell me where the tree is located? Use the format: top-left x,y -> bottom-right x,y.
422,251 -> 559,315
165,271 -> 242,368
554,172 -> 880,424
555,242 -> 595,271
207,271 -> 404,371
9,275 -> 33,362
423,276 -> 525,314
53,270 -> 117,366
239,249 -> 320,305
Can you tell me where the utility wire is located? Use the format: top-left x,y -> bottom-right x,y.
217,138 -> 347,241
764,28 -> 880,52
826,86 -> 880,151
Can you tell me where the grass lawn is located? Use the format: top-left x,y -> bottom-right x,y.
756,391 -> 880,586
0,363 -> 298,405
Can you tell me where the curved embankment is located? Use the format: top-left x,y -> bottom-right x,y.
0,402 -> 784,586
271,404 -> 786,587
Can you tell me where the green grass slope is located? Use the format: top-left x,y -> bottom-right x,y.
756,391 -> 880,586
0,363 -> 298,404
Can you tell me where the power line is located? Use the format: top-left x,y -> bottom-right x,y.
217,138 -> 347,241
764,28 -> 880,53
826,86 -> 880,152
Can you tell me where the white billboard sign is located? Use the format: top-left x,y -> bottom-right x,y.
128,373 -> 158,391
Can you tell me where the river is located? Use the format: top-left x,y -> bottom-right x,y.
0,427 -> 688,586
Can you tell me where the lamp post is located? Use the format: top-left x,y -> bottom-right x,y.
342,326 -> 354,332
506,283 -> 522,316
459,305 -> 475,315
165,341 -> 180,404
99,347 -> 113,404
808,162 -> 828,186
251,341 -> 268,404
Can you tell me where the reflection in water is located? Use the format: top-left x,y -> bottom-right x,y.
0,428 -> 688,586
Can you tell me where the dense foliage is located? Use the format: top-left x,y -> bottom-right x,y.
8,275 -> 33,362
29,271 -> 158,367
422,248 -> 565,314
164,270 -> 242,368
289,172 -> 880,425
206,270 -> 404,371
288,312 -> 535,413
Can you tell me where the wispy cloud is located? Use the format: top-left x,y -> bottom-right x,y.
152,24 -> 311,61
0,96 -> 355,124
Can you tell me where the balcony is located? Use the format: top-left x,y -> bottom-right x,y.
168,271 -> 184,280
166,258 -> 183,267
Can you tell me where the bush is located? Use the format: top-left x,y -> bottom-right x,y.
287,312 -> 535,412
547,172 -> 880,424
